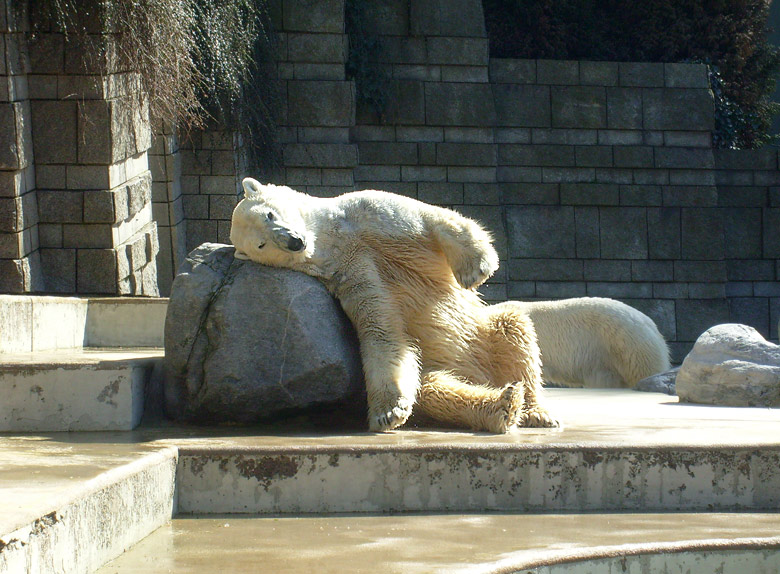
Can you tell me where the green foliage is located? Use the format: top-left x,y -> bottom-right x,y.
483,0 -> 780,148
32,0 -> 280,169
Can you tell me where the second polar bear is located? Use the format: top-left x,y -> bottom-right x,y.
231,178 -> 558,433
502,298 -> 670,388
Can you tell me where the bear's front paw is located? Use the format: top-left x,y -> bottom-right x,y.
369,399 -> 413,432
454,253 -> 499,290
519,407 -> 560,429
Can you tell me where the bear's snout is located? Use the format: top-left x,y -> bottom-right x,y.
287,235 -> 305,252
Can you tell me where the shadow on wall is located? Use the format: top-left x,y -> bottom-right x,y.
772,0 -> 780,138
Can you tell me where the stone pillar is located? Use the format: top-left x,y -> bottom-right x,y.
150,127 -> 186,296
27,2 -> 159,295
0,1 -> 40,292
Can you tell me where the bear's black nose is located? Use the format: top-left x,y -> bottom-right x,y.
287,236 -> 304,252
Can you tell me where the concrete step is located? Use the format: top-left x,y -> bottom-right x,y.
96,512 -> 780,574
0,348 -> 163,431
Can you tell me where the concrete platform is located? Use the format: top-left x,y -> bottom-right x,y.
2,388 -> 780,573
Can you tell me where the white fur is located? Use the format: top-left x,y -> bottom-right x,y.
504,297 -> 671,388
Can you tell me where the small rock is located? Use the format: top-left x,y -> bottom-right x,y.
635,367 -> 679,395
164,243 -> 365,424
676,324 -> 780,407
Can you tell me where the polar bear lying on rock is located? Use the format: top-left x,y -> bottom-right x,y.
231,179 -> 669,431
231,178 -> 558,433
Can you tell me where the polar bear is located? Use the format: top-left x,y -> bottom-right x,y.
504,298 -> 670,388
231,178 -> 558,433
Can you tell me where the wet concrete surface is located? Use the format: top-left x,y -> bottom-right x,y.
95,512 -> 780,574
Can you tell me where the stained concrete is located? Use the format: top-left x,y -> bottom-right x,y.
95,512 -> 780,574
2,388 -> 780,573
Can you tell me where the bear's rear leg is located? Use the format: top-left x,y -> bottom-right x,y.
418,371 -> 523,433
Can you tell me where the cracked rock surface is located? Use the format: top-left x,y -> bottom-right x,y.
163,243 -> 364,424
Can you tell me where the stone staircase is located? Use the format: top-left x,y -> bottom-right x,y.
0,295 -> 166,431
1,295 -> 779,573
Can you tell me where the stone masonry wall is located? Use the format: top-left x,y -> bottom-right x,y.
257,0 -> 779,361
0,0 -> 159,296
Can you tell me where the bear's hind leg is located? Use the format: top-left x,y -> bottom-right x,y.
418,370 -> 524,433
481,306 -> 560,429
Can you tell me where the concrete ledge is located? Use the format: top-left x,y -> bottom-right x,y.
0,349 -> 162,431
0,295 -> 168,353
0,448 -> 177,574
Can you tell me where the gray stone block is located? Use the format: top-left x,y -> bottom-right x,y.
533,128 -> 598,145
500,182 -> 558,204
620,185 -> 662,206
575,206 -> 600,258
643,88 -> 715,131
542,167 -> 595,183
385,80 -> 426,125
664,63 -> 709,89
598,130 -> 643,145
39,248 -> 76,293
509,258 -> 583,281
83,190 -> 117,223
164,243 -> 364,424
506,205 -> 575,258
714,148 -> 778,171
287,80 -> 355,127
599,207 -> 648,259
560,183 -> 618,205
614,146 -> 653,168
418,182 -> 463,204
359,0 -> 408,35
447,167 -> 496,182
688,282 -> 727,299
575,146 -> 612,167
66,165 -> 110,190
492,84 -> 550,127
77,248 -> 118,293
551,86 -> 607,129
353,165 -> 400,182
681,208 -> 724,260
435,143 -> 496,166
401,165 -> 446,182
293,62 -> 345,80
586,281 -> 652,299
127,173 -> 152,218
410,0 -> 486,37
37,190 -> 83,223
358,142 -> 417,165
655,147 -> 714,169
63,224 -> 113,249
494,128 -> 532,144
499,144 -> 574,167
631,260 -> 674,282
284,143 -> 358,168
209,195 -> 238,220
674,261 -> 727,283
283,0 -> 344,33
183,194 -> 209,220
633,169 -> 668,186
537,60 -> 578,85
536,281 -> 586,298
375,36 -> 426,65
764,209 -> 780,258
441,66 -> 489,83
31,100 -> 78,164
663,186 -> 718,207
426,83 -> 496,126
724,208 -> 762,259
583,259 -> 631,281
489,59 -> 536,83
647,207 -> 681,259
464,182 -> 500,204
287,33 -> 346,63
427,37 -> 488,66
595,168 -> 633,184
77,100 -> 112,164
497,167 -> 542,183
619,62 -> 664,87
580,61 -> 619,86
664,131 -> 712,148
727,259 -> 775,282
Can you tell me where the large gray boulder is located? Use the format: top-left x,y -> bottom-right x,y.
164,243 -> 365,424
676,324 -> 780,407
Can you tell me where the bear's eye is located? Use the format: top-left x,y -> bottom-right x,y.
266,212 -> 275,222
257,242 -> 266,249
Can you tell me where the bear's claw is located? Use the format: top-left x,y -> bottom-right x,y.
519,407 -> 560,429
369,401 -> 413,432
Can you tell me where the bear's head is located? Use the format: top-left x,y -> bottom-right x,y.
230,177 -> 313,267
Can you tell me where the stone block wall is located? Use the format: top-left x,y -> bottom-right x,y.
0,3 -> 39,292
0,0 -> 160,296
252,0 -> 779,361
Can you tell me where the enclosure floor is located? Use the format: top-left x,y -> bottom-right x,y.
94,511 -> 780,574
3,388 -> 780,538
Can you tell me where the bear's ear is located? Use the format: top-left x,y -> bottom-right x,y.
242,177 -> 263,199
